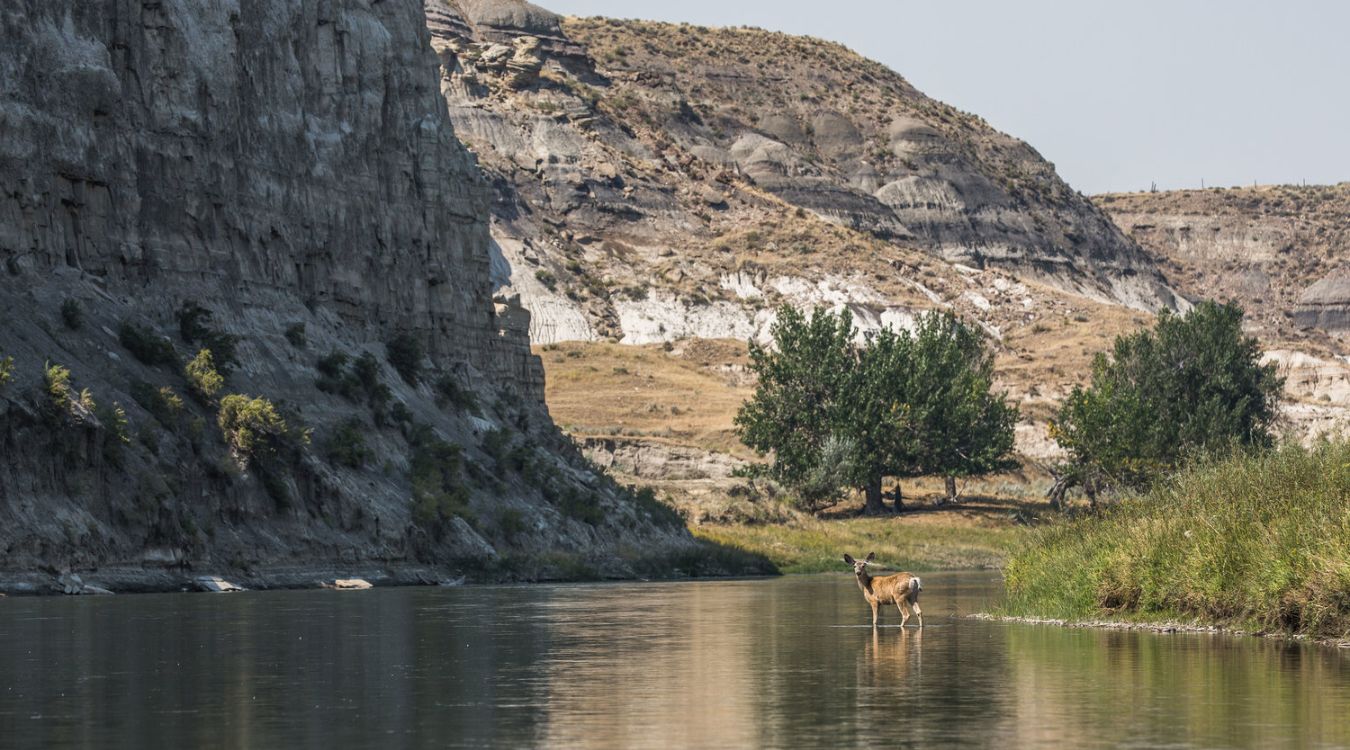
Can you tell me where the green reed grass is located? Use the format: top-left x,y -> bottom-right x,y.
1003,441 -> 1350,639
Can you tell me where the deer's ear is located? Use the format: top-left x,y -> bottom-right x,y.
865,552 -> 875,562
843,554 -> 855,565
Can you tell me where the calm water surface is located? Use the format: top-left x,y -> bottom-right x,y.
1,572 -> 1348,749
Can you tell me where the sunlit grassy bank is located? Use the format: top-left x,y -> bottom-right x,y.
692,495 -> 1028,574
1003,442 -> 1350,640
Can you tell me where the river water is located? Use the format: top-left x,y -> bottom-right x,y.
0,572 -> 1347,749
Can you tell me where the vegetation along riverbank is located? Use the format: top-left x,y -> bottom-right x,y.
1003,441 -> 1350,641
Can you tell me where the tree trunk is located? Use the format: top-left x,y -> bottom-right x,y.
863,477 -> 887,515
944,475 -> 958,505
892,482 -> 904,513
1047,475 -> 1075,512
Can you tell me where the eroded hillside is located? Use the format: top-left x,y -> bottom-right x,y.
424,0 -> 1179,351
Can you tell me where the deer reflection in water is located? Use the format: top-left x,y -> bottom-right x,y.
864,627 -> 923,684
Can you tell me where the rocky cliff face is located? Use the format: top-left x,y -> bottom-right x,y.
0,0 -> 709,591
420,1 -> 1180,353
1098,184 -> 1350,339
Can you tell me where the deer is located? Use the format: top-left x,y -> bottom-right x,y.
843,552 -> 923,628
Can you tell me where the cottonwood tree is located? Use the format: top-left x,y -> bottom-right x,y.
737,306 -> 1017,514
907,312 -> 1019,504
1049,300 -> 1282,507
735,307 -> 858,512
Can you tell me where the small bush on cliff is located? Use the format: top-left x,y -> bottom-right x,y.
176,302 -> 240,373
44,361 -> 73,412
326,418 -> 371,469
0,355 -> 13,391
131,381 -> 185,428
185,349 -> 224,401
177,301 -> 213,343
284,322 -> 307,349
409,424 -> 473,534
316,350 -> 391,420
1049,300 -> 1283,502
218,394 -> 306,462
434,373 -> 480,414
60,299 -> 83,330
96,401 -> 130,466
119,321 -> 178,368
386,333 -> 423,385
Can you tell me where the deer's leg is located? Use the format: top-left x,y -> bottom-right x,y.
911,599 -> 923,628
897,599 -> 910,628
870,600 -> 879,628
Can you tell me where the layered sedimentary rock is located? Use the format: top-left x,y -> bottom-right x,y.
1099,184 -> 1350,337
1294,274 -> 1350,331
420,0 -> 1181,351
0,0 -> 696,588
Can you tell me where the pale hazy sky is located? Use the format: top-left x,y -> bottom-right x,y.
546,0 -> 1350,195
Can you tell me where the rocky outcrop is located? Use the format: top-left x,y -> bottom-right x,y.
0,0 -> 704,587
1295,273 -> 1350,331
1099,184 -> 1349,337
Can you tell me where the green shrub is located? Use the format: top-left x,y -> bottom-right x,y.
326,418 -> 371,468
434,374 -> 480,413
118,321 -> 178,368
218,394 -> 298,460
284,323 -> 307,349
44,361 -> 73,411
0,355 -> 13,391
409,424 -> 473,533
316,350 -> 388,414
498,508 -> 528,542
389,401 -> 414,426
185,349 -> 224,401
482,428 -> 512,468
630,485 -> 684,529
386,333 -> 423,385
130,381 -> 185,427
177,301 -> 213,343
551,485 -> 605,526
1050,300 -> 1282,497
535,269 -> 558,291
60,299 -> 83,330
96,401 -> 130,465
175,302 -> 239,372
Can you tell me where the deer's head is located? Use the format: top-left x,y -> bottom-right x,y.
843,552 -> 875,577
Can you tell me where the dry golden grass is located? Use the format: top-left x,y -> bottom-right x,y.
538,339 -> 756,457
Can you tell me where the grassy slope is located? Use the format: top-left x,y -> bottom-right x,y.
1003,442 -> 1350,640
692,491 -> 1037,574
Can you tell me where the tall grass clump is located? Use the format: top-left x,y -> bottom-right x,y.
1003,441 -> 1350,640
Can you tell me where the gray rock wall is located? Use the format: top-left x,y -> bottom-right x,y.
0,0 -> 513,380
0,0 -> 697,587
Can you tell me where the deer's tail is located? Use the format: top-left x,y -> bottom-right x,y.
909,577 -> 922,595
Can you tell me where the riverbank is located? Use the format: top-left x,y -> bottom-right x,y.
1002,442 -> 1350,641
692,493 -> 1032,573
0,538 -> 776,596
969,613 -> 1350,649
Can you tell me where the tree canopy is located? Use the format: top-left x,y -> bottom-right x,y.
1049,300 -> 1283,501
736,306 -> 1018,514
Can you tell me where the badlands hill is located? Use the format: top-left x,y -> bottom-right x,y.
423,1 -> 1348,511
